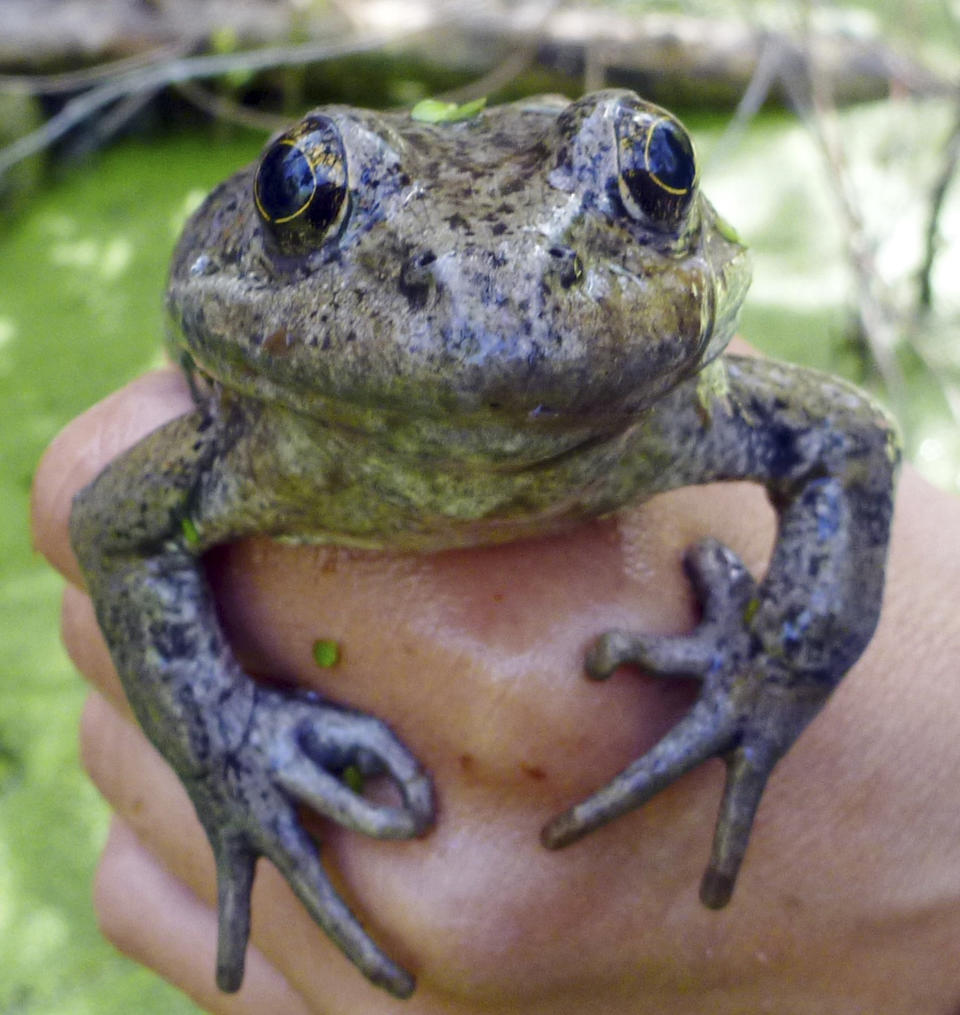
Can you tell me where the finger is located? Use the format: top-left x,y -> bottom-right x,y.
80,691 -> 214,890
61,584 -> 129,713
31,368 -> 192,586
95,819 -> 311,1015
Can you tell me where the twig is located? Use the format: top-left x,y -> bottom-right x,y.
433,47 -> 539,105
431,0 -> 558,104
173,80 -> 288,133
708,30 -> 784,166
84,87 -> 165,153
0,30 -> 423,179
780,20 -> 904,398
917,91 -> 960,311
0,43 -> 190,95
781,13 -> 958,424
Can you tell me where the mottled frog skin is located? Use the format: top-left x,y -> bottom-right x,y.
70,91 -> 899,999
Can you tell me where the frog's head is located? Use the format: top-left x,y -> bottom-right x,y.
167,90 -> 749,459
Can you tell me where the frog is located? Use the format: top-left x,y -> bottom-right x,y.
68,89 -> 899,1000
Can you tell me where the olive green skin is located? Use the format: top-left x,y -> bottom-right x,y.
70,91 -> 900,1000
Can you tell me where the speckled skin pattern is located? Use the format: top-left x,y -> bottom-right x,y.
69,91 -> 900,999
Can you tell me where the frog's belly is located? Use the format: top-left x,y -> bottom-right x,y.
278,421 -> 657,553
280,487 -> 619,552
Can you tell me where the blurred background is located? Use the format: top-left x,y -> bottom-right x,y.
0,1 -> 957,1012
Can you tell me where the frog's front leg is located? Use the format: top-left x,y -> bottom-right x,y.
543,355 -> 900,908
69,400 -> 433,998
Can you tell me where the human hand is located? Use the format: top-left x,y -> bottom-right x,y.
32,367 -> 960,1014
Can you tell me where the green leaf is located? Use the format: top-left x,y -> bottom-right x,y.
180,516 -> 200,547
410,97 -> 487,124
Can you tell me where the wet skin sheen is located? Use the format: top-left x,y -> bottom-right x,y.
69,91 -> 900,999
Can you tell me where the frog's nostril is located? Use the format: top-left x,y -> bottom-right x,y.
398,249 -> 438,309
547,245 -> 583,290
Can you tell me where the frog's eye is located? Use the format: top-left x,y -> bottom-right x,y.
615,108 -> 697,231
254,116 -> 348,253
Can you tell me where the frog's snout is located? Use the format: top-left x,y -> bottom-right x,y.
396,236 -> 587,312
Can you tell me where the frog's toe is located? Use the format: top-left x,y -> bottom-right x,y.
267,698 -> 434,839
542,695 -> 737,850
267,810 -> 417,998
209,807 -> 416,998
211,834 -> 258,991
549,536 -> 840,906
699,743 -> 775,908
545,539 -> 780,901
250,688 -> 434,839
197,688 -> 431,995
273,749 -> 432,839
586,538 -> 758,681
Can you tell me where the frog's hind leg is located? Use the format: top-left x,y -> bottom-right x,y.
542,539 -> 794,905
70,403 -> 434,998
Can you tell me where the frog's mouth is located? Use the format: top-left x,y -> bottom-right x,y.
167,249 -> 749,473
695,230 -> 751,368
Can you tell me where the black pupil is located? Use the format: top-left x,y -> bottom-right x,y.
647,121 -> 695,192
258,143 -> 314,220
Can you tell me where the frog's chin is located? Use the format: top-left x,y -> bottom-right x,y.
279,502 -> 616,553
170,341 -> 652,471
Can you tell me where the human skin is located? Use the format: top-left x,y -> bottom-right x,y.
32,364 -> 960,1014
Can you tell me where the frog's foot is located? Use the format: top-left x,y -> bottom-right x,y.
542,538 -> 827,908
188,687 -> 433,998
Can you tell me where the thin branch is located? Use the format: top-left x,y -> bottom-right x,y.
84,87 -> 165,152
0,43 -> 190,95
173,80 -> 288,133
432,0 -> 558,104
0,29 -> 424,179
917,92 -> 960,311
779,12 -> 958,425
779,20 -> 903,398
708,30 -> 783,166
433,47 -> 539,105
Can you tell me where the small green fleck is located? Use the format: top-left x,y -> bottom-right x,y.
312,638 -> 340,668
411,96 -> 487,124
342,765 -> 364,794
695,357 -> 731,415
714,213 -> 742,245
743,597 -> 760,624
181,516 -> 200,547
